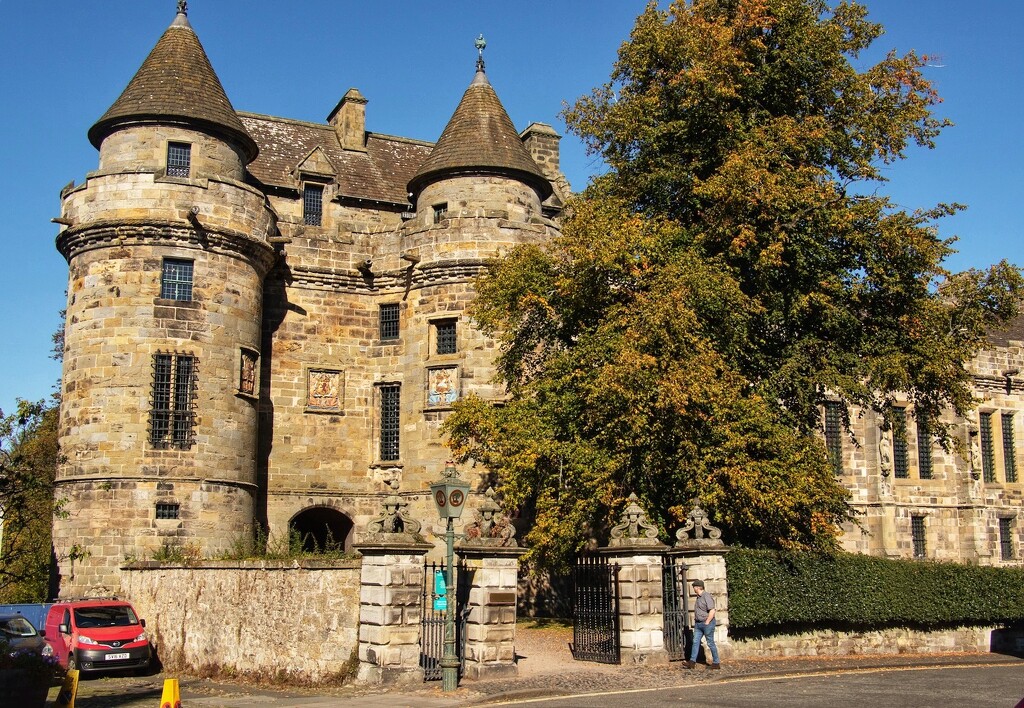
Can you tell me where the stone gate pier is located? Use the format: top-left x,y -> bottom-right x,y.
457,487 -> 526,679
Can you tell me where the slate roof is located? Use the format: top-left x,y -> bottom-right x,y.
985,312 -> 1024,348
408,68 -> 552,201
240,114 -> 433,206
88,11 -> 257,161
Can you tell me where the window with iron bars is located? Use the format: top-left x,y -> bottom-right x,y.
166,142 -> 191,178
1002,413 -> 1017,483
434,319 -> 457,355
303,184 -> 324,226
999,518 -> 1015,561
911,515 -> 926,558
823,401 -> 843,475
379,303 -> 400,340
980,412 -> 996,483
917,412 -> 932,480
160,258 -> 193,301
151,353 -> 197,449
378,383 -> 401,461
155,502 -> 180,520
891,408 -> 909,479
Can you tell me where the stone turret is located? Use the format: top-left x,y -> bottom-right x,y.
407,53 -> 552,227
386,45 -> 562,448
53,4 -> 275,596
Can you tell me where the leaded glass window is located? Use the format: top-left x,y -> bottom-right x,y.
303,184 -> 324,226
167,142 -> 191,177
160,258 -> 193,301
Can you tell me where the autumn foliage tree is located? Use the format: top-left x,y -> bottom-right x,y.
443,0 -> 1022,570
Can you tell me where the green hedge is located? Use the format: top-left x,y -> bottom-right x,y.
726,548 -> 1024,631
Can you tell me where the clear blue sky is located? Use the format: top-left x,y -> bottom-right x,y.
0,1 -> 1021,419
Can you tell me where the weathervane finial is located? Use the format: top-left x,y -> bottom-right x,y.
475,34 -> 486,73
177,0 -> 188,15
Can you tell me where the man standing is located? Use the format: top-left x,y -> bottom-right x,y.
685,579 -> 720,669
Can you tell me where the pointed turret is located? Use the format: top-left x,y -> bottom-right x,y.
88,4 -> 256,162
408,53 -> 551,202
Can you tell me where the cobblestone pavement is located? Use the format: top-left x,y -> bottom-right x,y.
45,623 -> 1023,707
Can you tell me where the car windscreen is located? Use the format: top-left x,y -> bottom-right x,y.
0,616 -> 38,637
73,606 -> 139,629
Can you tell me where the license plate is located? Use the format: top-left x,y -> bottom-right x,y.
106,652 -> 130,661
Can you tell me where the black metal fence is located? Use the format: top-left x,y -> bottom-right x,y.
570,555 -> 620,664
662,557 -> 690,661
420,561 -> 470,681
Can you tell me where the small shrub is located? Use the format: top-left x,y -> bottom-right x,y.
151,541 -> 202,565
217,526 -> 356,562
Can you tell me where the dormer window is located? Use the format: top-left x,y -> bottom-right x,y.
303,184 -> 324,226
433,203 -> 448,224
167,142 -> 191,178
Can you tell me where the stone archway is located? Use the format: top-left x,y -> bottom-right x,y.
289,506 -> 354,553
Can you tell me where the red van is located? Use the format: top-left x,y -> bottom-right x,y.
42,599 -> 152,673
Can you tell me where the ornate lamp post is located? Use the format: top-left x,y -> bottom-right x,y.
430,460 -> 470,691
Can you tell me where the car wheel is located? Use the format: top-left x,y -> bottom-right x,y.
67,652 -> 77,672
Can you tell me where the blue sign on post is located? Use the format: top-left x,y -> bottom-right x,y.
433,569 -> 448,611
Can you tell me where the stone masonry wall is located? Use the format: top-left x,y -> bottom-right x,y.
121,560 -> 361,684
731,625 -> 1017,658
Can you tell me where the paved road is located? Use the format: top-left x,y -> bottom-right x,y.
506,664 -> 1024,708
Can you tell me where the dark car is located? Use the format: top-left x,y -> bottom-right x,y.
0,613 -> 50,657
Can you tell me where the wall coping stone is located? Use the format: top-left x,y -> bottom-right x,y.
353,537 -> 432,554
456,546 -> 527,560
123,559 -> 361,571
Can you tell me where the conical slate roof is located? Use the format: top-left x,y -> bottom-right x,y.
88,10 -> 257,162
408,67 -> 551,200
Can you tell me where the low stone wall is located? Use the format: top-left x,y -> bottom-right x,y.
121,559 -> 361,684
730,625 -> 1023,658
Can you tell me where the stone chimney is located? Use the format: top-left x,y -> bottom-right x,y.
327,88 -> 368,152
520,122 -> 561,181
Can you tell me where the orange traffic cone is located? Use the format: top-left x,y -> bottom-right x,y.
55,668 -> 79,707
159,677 -> 182,708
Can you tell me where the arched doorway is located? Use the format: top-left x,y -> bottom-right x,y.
289,506 -> 354,553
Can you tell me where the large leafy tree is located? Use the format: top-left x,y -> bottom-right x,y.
0,399 -> 60,601
444,0 -> 1022,569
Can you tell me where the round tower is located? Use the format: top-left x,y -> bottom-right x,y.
53,6 -> 276,596
381,47 -> 560,511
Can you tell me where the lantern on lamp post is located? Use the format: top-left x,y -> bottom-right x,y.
430,460 -> 470,691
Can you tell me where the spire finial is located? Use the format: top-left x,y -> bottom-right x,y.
177,0 -> 188,15
474,34 -> 486,73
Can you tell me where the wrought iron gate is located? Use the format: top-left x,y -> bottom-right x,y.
662,557 -> 689,661
420,560 -> 470,681
570,555 -> 620,664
